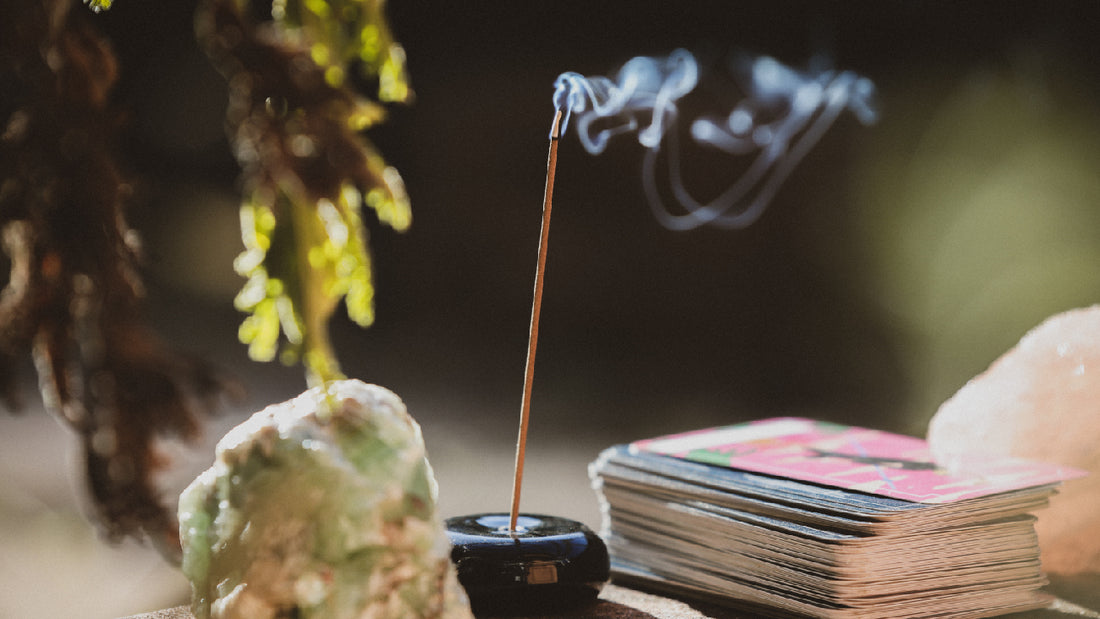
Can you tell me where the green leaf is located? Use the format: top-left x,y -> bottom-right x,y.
84,0 -> 113,12
215,0 -> 411,391
274,0 -> 411,101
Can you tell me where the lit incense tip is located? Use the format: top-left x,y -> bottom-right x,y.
550,108 -> 565,140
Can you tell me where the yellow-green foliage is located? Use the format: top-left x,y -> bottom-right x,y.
234,177 -> 409,387
84,0 -> 113,13
217,0 -> 411,389
86,0 -> 411,390
274,0 -> 410,102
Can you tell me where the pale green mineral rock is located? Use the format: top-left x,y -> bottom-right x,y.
179,380 -> 473,619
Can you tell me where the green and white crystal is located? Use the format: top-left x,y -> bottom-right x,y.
179,380 -> 472,619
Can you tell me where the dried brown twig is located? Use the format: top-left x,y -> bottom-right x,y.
0,0 -> 410,554
0,0 -> 233,555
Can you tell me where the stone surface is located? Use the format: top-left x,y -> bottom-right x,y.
928,306 -> 1100,574
178,379 -> 472,618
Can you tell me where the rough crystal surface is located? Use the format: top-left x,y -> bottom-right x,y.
928,306 -> 1100,574
179,379 -> 473,618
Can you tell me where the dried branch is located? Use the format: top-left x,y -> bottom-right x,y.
196,0 -> 412,388
0,0 -> 232,553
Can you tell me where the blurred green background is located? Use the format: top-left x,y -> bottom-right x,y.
2,1 -> 1099,616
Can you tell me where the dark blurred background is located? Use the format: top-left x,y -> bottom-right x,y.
3,1 -> 1100,616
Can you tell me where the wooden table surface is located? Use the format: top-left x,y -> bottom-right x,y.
120,585 -> 737,619
122,576 -> 1100,619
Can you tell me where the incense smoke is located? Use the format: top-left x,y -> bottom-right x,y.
553,51 -> 877,230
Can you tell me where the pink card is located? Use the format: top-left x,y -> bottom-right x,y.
632,417 -> 1087,504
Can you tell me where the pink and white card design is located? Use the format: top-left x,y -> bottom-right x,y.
632,417 -> 1086,504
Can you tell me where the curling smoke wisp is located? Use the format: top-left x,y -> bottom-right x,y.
553,51 -> 877,230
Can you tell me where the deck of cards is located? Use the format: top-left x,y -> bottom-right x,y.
589,418 -> 1086,618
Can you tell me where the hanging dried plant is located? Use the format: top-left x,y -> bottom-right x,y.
196,0 -> 413,389
1,0 -> 411,551
0,0 -> 232,553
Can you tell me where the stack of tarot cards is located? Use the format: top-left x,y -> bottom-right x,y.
590,418 -> 1085,619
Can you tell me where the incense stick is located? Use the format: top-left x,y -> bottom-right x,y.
509,109 -> 565,533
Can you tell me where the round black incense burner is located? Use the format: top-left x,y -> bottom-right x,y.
445,513 -> 610,615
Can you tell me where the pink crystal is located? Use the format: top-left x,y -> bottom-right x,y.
928,306 -> 1100,574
